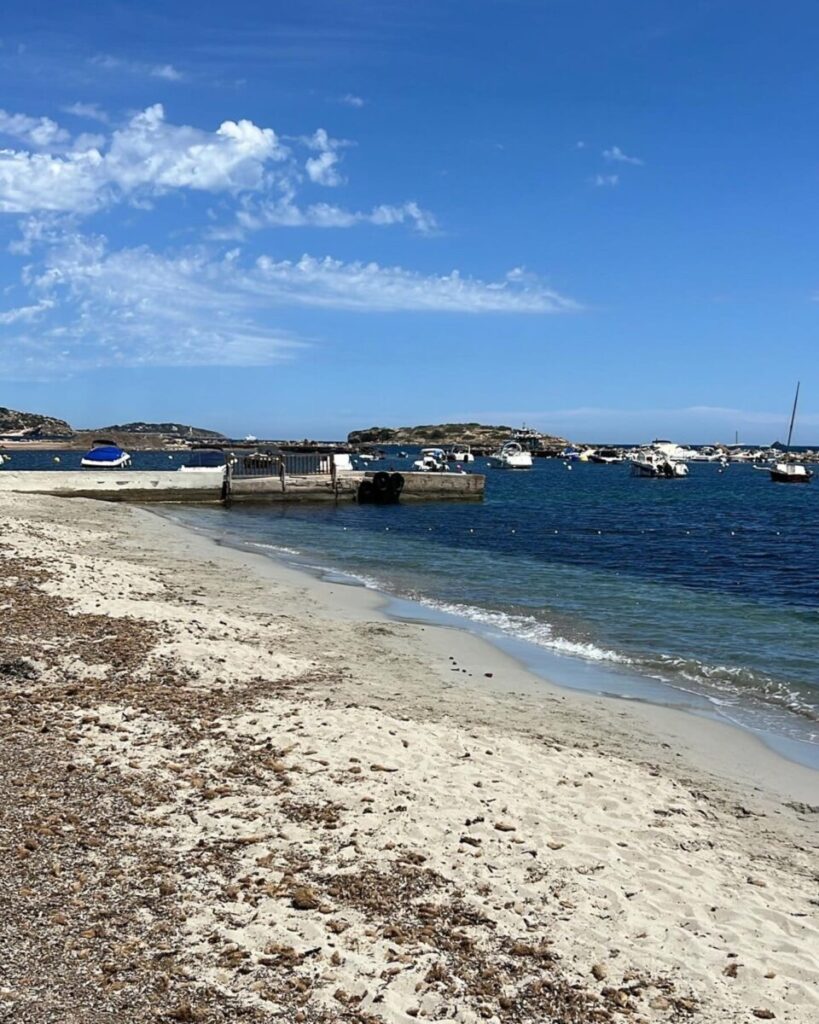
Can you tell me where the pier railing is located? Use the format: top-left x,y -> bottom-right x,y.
229,449 -> 329,478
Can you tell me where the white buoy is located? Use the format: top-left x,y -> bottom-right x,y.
53,456 -> 60,463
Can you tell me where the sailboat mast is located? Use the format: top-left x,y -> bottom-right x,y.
786,381 -> 800,453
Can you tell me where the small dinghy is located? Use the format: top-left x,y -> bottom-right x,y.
81,439 -> 131,468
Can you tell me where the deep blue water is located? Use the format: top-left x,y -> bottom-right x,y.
6,447 -> 819,754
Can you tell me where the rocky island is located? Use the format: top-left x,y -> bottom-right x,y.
0,407 -> 224,450
348,422 -> 568,449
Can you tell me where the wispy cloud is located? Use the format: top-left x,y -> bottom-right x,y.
61,101 -> 110,124
249,256 -> 578,313
233,195 -> 437,235
2,231 -> 579,374
0,297 -> 54,324
90,54 -> 186,82
603,145 -> 643,166
592,173 -> 619,187
337,93 -> 365,108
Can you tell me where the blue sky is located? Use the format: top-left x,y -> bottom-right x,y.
1,0 -> 818,442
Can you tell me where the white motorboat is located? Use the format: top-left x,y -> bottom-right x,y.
650,440 -> 698,463
0,453 -> 8,466
630,451 -> 688,478
588,447 -> 625,464
487,441 -> 533,469
412,447 -> 447,472
80,440 -> 131,468
766,460 -> 813,483
446,444 -> 475,463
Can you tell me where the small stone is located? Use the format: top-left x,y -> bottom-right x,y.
494,821 -> 516,832
747,876 -> 767,887
459,836 -> 482,847
648,996 -> 670,1010
591,963 -> 607,981
291,887 -> 320,910
547,841 -> 564,850
752,1011 -> 775,1020
764,971 -> 776,979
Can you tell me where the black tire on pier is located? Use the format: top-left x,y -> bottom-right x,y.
389,472 -> 405,497
358,480 -> 375,503
373,471 -> 391,492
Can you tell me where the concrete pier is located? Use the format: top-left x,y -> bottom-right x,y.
0,469 -> 484,503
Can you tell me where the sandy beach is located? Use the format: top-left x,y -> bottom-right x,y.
1,492 -> 817,1024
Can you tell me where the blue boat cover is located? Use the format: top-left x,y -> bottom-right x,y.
83,446 -> 126,462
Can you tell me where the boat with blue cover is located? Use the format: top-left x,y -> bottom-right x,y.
80,439 -> 131,468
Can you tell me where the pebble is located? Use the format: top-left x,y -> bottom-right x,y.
291,887 -> 320,910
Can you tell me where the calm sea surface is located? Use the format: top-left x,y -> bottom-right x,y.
8,448 -> 819,762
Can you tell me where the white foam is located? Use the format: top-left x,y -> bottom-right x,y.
413,598 -> 631,665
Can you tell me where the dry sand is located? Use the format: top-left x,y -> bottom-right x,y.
0,492 -> 816,1024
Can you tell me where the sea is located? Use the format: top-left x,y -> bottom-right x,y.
7,446 -> 819,768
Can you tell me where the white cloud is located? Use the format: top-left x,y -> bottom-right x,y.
303,128 -> 349,186
338,94 -> 365,108
603,145 -> 643,166
249,255 -> 578,313
306,149 -> 342,186
4,231 -> 578,373
592,173 -> 619,187
0,297 -> 54,324
236,196 -> 437,234
0,106 -> 437,243
0,104 -> 287,214
0,109 -> 70,148
15,233 -> 302,370
151,63 -> 184,81
91,54 -> 186,82
61,102 -> 110,124
105,104 -> 285,192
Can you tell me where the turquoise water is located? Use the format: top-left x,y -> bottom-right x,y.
157,454 -> 819,760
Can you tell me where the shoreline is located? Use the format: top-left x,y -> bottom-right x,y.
161,505 -> 819,785
2,492 -> 817,1023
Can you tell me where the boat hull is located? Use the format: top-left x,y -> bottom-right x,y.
769,468 -> 812,483
487,456 -> 533,469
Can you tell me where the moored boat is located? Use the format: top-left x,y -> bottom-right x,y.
487,441 -> 533,469
412,448 -> 447,472
178,449 -> 227,473
761,384 -> 813,484
588,447 -> 625,464
768,461 -> 813,483
446,444 -> 475,463
630,451 -> 688,478
80,439 -> 131,468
